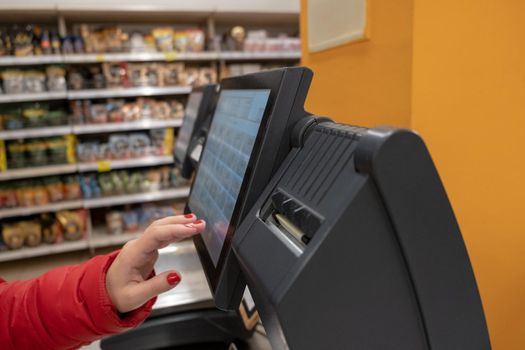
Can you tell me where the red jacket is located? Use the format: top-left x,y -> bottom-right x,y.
0,251 -> 154,350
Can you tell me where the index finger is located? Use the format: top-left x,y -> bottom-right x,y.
137,221 -> 206,254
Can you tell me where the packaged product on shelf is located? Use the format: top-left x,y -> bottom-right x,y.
63,175 -> 82,200
2,70 -> 25,94
19,220 -> 42,247
46,137 -> 69,164
102,62 -> 129,88
46,66 -> 67,91
129,133 -> 151,158
0,184 -> 18,208
230,26 -> 246,51
149,129 -> 169,155
44,177 -> 65,202
22,103 -> 47,128
108,134 -> 130,159
173,31 -> 189,52
50,32 -> 61,55
152,27 -> 174,52
33,183 -> 50,205
6,141 -> 26,168
26,139 -> 48,166
40,213 -> 62,244
45,109 -> 67,126
80,174 -> 100,199
122,210 -> 139,232
0,107 -> 23,130
186,29 -> 205,52
24,70 -> 46,93
106,211 -> 124,235
197,67 -> 217,86
162,63 -> 185,86
1,223 -> 25,249
68,68 -> 85,90
12,25 -> 34,57
56,209 -> 87,241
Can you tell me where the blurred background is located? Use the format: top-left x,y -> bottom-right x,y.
0,1 -> 523,349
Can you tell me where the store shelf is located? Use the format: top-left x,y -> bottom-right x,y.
67,86 -> 191,100
73,118 -> 182,134
64,51 -> 219,63
0,164 -> 78,181
90,229 -> 142,249
0,91 -> 68,104
220,51 -> 301,60
83,187 -> 190,209
78,155 -> 174,172
0,239 -> 89,263
0,55 -> 63,66
0,125 -> 73,140
0,199 -> 83,220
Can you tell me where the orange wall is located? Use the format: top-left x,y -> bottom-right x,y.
301,0 -> 525,349
411,1 -> 525,348
299,0 -> 413,128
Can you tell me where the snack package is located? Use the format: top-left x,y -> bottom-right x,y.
109,134 -> 130,159
1,223 -> 24,249
19,220 -> 42,247
41,213 -> 63,244
152,27 -> 174,52
46,66 -> 67,92
122,210 -> 139,232
129,133 -> 151,158
56,209 -> 87,241
106,211 -> 123,235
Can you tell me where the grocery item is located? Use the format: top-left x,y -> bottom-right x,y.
40,213 -> 62,244
106,211 -> 124,235
1,223 -> 24,249
56,209 -> 87,241
19,220 -> 42,247
46,66 -> 67,91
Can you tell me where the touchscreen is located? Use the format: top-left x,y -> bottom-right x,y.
188,89 -> 271,265
174,91 -> 203,162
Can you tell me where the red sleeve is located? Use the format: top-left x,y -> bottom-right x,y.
0,250 -> 156,350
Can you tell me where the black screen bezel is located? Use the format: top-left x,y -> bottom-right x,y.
188,74 -> 284,292
174,90 -> 204,165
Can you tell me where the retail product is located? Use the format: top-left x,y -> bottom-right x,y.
106,211 -> 124,235
0,104 -> 67,130
5,136 -> 71,169
40,213 -> 62,244
46,66 -> 67,91
56,209 -> 87,241
0,176 -> 81,210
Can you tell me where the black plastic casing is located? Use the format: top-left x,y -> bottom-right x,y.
233,122 -> 491,349
174,84 -> 218,179
188,67 -> 313,310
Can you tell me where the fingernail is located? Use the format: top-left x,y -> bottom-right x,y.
184,214 -> 193,218
194,219 -> 204,224
167,272 -> 181,285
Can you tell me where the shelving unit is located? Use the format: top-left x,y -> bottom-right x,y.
0,91 -> 68,104
0,51 -> 300,66
0,199 -> 84,220
0,3 -> 300,263
0,164 -> 78,181
77,155 -> 175,172
83,187 -> 190,209
67,86 -> 192,100
0,119 -> 183,140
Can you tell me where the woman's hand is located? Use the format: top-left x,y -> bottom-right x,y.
106,214 -> 205,313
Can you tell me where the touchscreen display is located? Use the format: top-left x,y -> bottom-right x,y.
174,91 -> 203,163
188,89 -> 271,265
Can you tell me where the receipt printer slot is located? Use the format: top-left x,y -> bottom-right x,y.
264,190 -> 322,244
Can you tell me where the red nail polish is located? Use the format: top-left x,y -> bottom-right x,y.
194,219 -> 203,224
184,214 -> 193,219
167,272 -> 181,285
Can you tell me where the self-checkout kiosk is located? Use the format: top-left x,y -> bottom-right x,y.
105,67 -> 491,349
